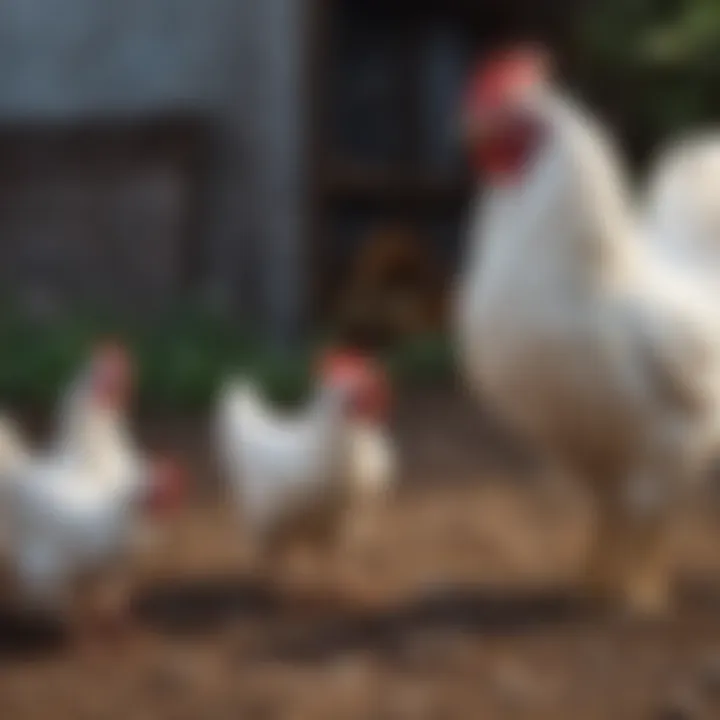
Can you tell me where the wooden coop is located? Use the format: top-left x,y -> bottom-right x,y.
0,116 -> 209,314
304,0 -> 578,345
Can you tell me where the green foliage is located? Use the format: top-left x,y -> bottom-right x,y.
578,0 -> 720,153
383,332 -> 456,386
0,304 -> 455,411
581,0 -> 720,68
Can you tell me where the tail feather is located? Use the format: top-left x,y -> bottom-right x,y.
0,414 -> 28,480
215,378 -> 257,488
0,414 -> 28,555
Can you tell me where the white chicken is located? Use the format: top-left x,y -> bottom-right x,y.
2,342 -> 185,640
455,46 -> 720,614
216,349 -> 394,602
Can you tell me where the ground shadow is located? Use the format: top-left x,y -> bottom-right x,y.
135,575 -> 595,658
677,577 -> 720,613
134,575 -> 283,634
0,577 -> 598,663
0,609 -> 67,661
257,586 -> 596,663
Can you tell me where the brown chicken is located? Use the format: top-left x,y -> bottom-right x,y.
337,224 -> 447,347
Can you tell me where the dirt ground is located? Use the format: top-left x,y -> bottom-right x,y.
4,390 -> 720,719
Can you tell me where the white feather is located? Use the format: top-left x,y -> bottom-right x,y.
645,134 -> 720,293
0,414 -> 28,478
347,421 -> 395,499
0,414 -> 28,555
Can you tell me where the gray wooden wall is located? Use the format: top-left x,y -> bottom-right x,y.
0,0 -> 308,343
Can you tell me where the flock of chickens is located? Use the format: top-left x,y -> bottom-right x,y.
0,342 -> 395,645
2,44 -> 720,648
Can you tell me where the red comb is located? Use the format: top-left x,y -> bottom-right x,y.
464,44 -> 550,112
317,348 -> 391,420
317,347 -> 370,375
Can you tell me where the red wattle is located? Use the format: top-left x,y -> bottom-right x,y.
146,457 -> 186,516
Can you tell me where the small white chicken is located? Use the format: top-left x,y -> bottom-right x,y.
216,349 -> 394,603
455,46 -> 720,615
2,341 -> 186,642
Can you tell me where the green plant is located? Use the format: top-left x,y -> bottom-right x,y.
576,0 -> 720,155
581,0 -> 720,68
0,303 -> 456,411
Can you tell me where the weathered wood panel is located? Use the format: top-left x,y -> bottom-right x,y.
0,117 -> 209,312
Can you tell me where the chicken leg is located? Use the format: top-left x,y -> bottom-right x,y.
582,468 -> 677,616
70,567 -> 140,654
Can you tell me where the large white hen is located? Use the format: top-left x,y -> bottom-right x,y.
216,350 -> 394,601
455,47 -> 720,614
2,342 -> 185,640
